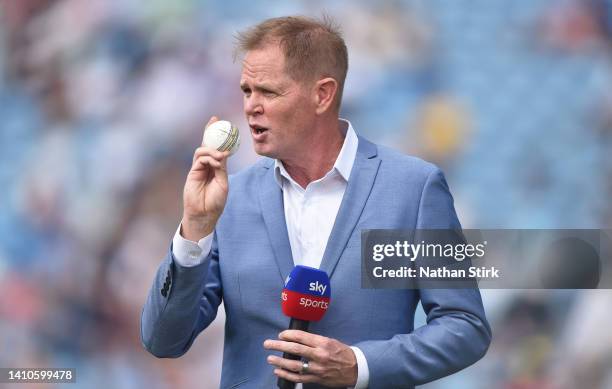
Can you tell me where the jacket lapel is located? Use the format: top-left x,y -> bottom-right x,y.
257,161 -> 294,283
319,137 -> 380,279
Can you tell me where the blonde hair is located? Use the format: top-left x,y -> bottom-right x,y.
235,15 -> 348,110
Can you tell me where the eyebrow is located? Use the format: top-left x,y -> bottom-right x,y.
240,82 -> 279,92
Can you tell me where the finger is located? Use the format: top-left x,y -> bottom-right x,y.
279,330 -> 329,348
267,355 -> 321,375
192,155 -> 223,172
263,340 -> 317,360
273,368 -> 318,384
266,355 -> 301,373
193,146 -> 226,164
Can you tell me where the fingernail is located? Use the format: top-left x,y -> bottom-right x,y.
263,340 -> 270,348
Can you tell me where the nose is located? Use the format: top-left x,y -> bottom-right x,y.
244,94 -> 263,117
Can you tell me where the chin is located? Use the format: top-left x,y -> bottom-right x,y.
253,144 -> 277,158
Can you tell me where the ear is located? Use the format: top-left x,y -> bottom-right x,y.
313,77 -> 338,115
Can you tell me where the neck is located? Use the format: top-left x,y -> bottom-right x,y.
281,119 -> 346,188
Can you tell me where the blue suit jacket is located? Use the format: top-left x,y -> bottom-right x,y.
141,137 -> 491,389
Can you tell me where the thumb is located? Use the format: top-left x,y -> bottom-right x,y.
212,151 -> 230,187
202,116 -> 220,145
206,116 -> 219,128
220,150 -> 230,169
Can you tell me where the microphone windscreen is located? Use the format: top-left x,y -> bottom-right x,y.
281,265 -> 331,322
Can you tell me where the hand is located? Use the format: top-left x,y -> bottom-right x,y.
181,116 -> 230,241
264,330 -> 358,387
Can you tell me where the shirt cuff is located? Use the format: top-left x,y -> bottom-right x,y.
350,346 -> 369,389
171,223 -> 213,267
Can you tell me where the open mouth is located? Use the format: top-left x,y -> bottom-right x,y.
250,124 -> 268,135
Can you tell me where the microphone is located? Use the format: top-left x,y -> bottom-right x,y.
278,265 -> 331,389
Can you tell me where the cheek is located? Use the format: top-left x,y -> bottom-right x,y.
267,101 -> 295,126
266,94 -> 311,134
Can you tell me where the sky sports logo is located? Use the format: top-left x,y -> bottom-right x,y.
284,277 -> 327,295
284,275 -> 330,296
281,288 -> 331,321
309,281 -> 327,295
282,266 -> 331,321
300,297 -> 328,309
282,290 -> 329,309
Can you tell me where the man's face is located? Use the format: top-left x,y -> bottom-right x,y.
240,44 -> 315,159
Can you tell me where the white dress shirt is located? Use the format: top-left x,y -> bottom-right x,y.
172,119 -> 369,388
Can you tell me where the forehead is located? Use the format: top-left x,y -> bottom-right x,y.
240,44 -> 290,84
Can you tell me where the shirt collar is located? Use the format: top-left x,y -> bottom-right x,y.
274,118 -> 359,188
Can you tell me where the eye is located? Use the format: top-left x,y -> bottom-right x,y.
241,86 -> 251,96
263,90 -> 277,97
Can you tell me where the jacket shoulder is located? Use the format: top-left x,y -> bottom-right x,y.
374,142 -> 439,177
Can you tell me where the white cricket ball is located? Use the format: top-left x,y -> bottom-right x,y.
202,120 -> 241,155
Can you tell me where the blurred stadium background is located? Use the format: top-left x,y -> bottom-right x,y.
1,0 -> 612,388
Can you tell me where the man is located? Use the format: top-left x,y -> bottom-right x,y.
141,16 -> 491,389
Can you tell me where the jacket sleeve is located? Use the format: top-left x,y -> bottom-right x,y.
140,233 -> 222,358
355,167 -> 492,388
